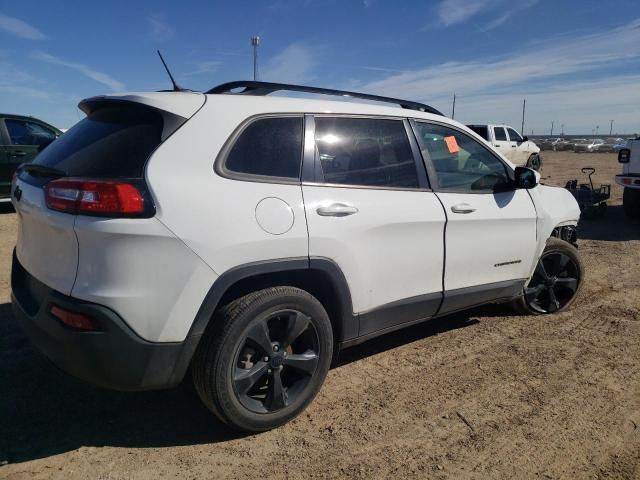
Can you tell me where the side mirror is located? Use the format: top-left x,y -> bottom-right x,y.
514,166 -> 538,189
522,135 -> 529,142
618,148 -> 631,163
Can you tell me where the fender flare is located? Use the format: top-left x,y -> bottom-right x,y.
168,257 -> 356,386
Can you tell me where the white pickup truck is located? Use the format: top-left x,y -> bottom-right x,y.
616,138 -> 640,218
467,124 -> 542,170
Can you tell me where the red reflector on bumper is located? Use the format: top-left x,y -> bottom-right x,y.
50,305 -> 99,331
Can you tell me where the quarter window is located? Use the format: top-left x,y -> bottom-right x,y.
314,117 -> 419,188
414,122 -> 511,192
225,117 -> 303,179
493,127 -> 507,141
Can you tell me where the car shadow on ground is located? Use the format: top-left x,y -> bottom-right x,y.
0,300 -> 505,464
578,205 -> 640,241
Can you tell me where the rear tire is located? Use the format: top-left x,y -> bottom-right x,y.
623,188 -> 640,219
512,237 -> 583,315
192,287 -> 333,432
527,153 -> 542,171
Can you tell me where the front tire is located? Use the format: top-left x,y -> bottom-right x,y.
512,237 -> 583,315
623,188 -> 640,219
527,153 -> 542,171
192,287 -> 333,432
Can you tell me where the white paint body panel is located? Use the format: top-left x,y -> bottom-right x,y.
72,216 -> 217,342
13,179 -> 78,295
436,190 -> 538,291
302,186 -> 446,313
526,184 -> 581,277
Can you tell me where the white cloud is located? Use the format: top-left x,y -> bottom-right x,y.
433,0 -> 538,29
32,52 -> 125,92
148,13 -> 174,42
182,60 -> 222,78
261,43 -> 316,83
481,0 -> 538,31
0,13 -> 45,40
436,0 -> 493,27
359,19 -> 640,133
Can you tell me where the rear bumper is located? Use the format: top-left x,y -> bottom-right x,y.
11,252 -> 196,391
616,175 -> 640,189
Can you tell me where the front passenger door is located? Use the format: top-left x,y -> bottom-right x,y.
412,121 -> 537,315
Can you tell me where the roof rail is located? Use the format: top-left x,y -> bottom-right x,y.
206,81 -> 443,116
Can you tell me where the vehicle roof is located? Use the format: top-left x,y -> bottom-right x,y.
84,90 -> 451,124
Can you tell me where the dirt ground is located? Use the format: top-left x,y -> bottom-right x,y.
1,151 -> 640,479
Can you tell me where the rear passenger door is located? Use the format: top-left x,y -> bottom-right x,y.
492,126 -> 511,161
301,116 -> 446,337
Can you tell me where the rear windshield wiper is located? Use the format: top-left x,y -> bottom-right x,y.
19,163 -> 66,179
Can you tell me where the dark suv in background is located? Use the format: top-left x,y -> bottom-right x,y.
0,114 -> 61,201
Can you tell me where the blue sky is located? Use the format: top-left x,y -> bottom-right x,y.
1,0 -> 639,134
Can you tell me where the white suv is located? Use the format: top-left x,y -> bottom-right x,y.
11,81 -> 583,432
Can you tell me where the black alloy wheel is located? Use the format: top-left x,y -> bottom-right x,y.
524,250 -> 580,313
192,286 -> 333,432
233,309 -> 320,413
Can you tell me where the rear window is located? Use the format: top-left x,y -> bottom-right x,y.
467,125 -> 489,140
32,104 -> 165,178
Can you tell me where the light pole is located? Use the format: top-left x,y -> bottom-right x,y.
521,99 -> 526,135
610,120 -> 614,136
561,124 -> 564,136
596,125 -> 599,136
251,36 -> 261,81
550,121 -> 554,136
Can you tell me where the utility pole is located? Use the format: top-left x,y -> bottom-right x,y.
550,121 -> 554,136
561,124 -> 564,136
610,120 -> 614,135
251,36 -> 261,81
521,99 -> 526,135
451,93 -> 456,119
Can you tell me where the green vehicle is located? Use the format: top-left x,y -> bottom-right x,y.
0,114 -> 62,201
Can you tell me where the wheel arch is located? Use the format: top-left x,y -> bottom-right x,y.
168,257 -> 356,386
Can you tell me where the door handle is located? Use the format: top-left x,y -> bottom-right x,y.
316,203 -> 359,217
494,143 -> 501,147
511,145 -> 517,148
10,151 -> 27,157
451,203 -> 476,214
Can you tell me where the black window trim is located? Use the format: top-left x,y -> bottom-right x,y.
301,114 -> 431,192
214,113 -> 306,186
409,118 -> 516,195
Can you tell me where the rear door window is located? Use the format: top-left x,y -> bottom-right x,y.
467,125 -> 489,140
314,117 -> 419,189
493,127 -> 508,141
30,104 -> 165,178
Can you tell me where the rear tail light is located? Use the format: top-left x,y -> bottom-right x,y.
50,305 -> 100,331
45,178 -> 145,216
